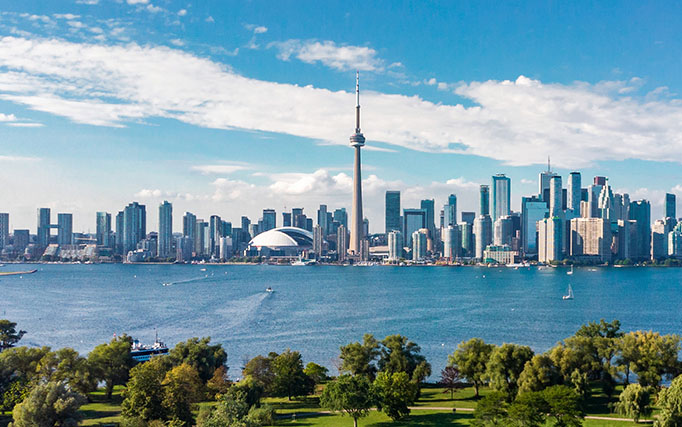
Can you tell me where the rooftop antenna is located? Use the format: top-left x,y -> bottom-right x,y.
547,156 -> 551,173
355,70 -> 361,133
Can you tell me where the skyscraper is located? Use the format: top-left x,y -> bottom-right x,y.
333,208 -> 347,228
262,209 -> 276,231
629,200 -> 651,260
96,212 -> 112,247
420,199 -> 436,240
349,72 -> 366,256
158,201 -> 173,258
115,211 -> 124,254
210,215 -> 222,256
123,202 -> 146,254
37,208 -> 51,247
443,194 -> 457,228
539,158 -> 557,202
666,193 -> 676,219
493,216 -> 513,246
0,213 -> 8,249
568,172 -> 581,214
474,215 -> 492,259
183,212 -> 196,240
385,191 -> 401,234
549,176 -> 563,217
337,224 -> 348,262
387,230 -> 403,261
521,196 -> 547,256
57,213 -> 73,246
492,174 -> 511,222
479,185 -> 490,216
442,225 -> 460,260
317,205 -> 328,236
282,212 -> 292,227
569,217 -> 612,263
461,212 -> 475,225
403,208 -> 426,247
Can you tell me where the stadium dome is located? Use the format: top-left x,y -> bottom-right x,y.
248,227 -> 313,249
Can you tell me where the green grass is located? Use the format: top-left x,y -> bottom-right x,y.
80,386 -> 124,426
278,410 -> 473,426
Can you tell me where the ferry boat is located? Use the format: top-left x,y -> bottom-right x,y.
131,332 -> 169,363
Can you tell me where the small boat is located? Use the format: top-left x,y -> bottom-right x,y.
200,268 -> 207,272
265,287 -> 274,293
567,265 -> 574,275
563,284 -> 574,300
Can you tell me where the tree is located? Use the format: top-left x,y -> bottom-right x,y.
616,332 -> 640,385
471,391 -> 508,426
613,383 -> 651,423
378,334 -> 431,381
448,338 -> 494,397
36,348 -> 97,395
507,391 -> 547,427
168,337 -> 227,383
243,355 -> 275,393
162,363 -> 203,426
518,354 -> 561,394
206,365 -> 230,398
486,343 -> 534,399
304,362 -> 329,385
541,385 -> 583,427
121,357 -> 169,422
0,320 -> 26,351
339,334 -> 380,379
9,381 -> 86,427
320,374 -> 374,427
88,335 -> 134,400
439,366 -> 463,399
0,346 -> 51,413
271,349 -> 314,400
625,331 -> 680,387
655,375 -> 682,427
373,371 -> 417,420
1,378 -> 29,413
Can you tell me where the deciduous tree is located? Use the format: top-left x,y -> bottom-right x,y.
373,371 -> 417,420
88,335 -> 134,400
0,320 -> 25,351
613,383 -> 651,423
339,334 -> 380,379
320,374 -> 374,427
121,357 -> 169,422
655,375 -> 682,427
162,363 -> 203,426
271,349 -> 314,400
9,381 -> 86,427
486,343 -> 534,399
518,354 -> 560,394
449,338 -> 494,397
439,366 -> 463,399
168,337 -> 227,383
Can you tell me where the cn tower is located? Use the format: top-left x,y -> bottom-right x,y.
349,71 -> 365,256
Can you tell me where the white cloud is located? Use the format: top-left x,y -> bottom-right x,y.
191,164 -> 251,174
170,39 -> 184,47
0,113 -> 17,121
76,0 -> 99,4
205,16 -> 215,23
54,14 -> 81,20
0,155 -> 40,162
3,37 -> 682,168
269,39 -> 382,71
127,0 -> 149,4
146,4 -> 163,13
6,122 -> 44,127
253,26 -> 267,34
177,9 -> 187,17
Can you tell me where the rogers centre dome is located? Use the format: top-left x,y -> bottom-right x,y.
248,227 -> 313,250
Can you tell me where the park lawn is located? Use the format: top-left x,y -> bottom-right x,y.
80,386 -> 124,426
415,384 -> 494,408
262,395 -> 323,414
278,409 -> 474,426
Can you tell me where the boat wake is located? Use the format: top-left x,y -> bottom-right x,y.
162,275 -> 211,287
214,293 -> 269,328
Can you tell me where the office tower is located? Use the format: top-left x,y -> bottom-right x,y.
13,230 -> 29,253
539,158 -> 557,202
57,213 -> 73,246
240,216 -> 250,233
337,224 -> 348,262
363,218 -> 369,237
461,212 -> 475,225
176,236 -> 193,262
194,220 -> 206,255
569,218 -> 612,263
248,223 -> 259,238
385,191 -> 401,234
493,216 -> 513,246
479,185 -> 490,216
262,209 -> 276,232
313,225 -> 323,257
443,194 -> 457,228
594,176 -> 607,186
183,212 -> 196,242
420,199 -> 435,240
474,215 -> 492,259
387,231 -> 403,261
598,180 -> 616,222
459,222 -> 473,256
651,218 -> 675,260
317,205 -> 328,236
115,211 -> 124,254
629,200 -> 651,260
412,229 -> 428,261
403,208 -> 426,247
492,174 -> 511,222
222,221 -> 232,237
332,208 -> 347,229
521,196 -> 548,256
538,217 -> 562,262
96,212 -> 112,247
549,176 -> 563,217
123,202 -> 146,254
209,215 -> 222,256
0,213 -> 8,249
325,212 -> 333,234
218,236 -> 232,260
568,172 -> 581,214
37,208 -> 51,247
666,193 -> 676,219
349,72 -> 366,256
305,217 -> 313,232
157,201 -> 173,258
669,223 -> 682,257
442,225 -> 460,260
282,212 -> 292,227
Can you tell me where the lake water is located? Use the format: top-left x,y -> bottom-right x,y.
1,263 -> 681,376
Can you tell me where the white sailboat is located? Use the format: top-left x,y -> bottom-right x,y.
563,284 -> 574,300
567,265 -> 574,275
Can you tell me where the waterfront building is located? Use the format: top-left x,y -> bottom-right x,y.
385,191 -> 401,235
474,214 -> 492,259
493,215 -> 513,246
349,72 -> 366,256
337,224 -> 348,262
539,159 -> 557,202
123,202 -> 146,254
183,212 -> 196,245
0,213 -> 8,249
194,219 -> 207,256
568,172 -> 581,215
219,236 -> 232,260
262,209 -> 276,232
570,217 -> 612,263
616,220 -> 635,260
13,229 -> 29,253
442,225 -> 460,260
333,208 -> 347,229
37,208 -> 51,248
479,185 -> 490,216
492,174 -> 511,222
521,196 -> 547,256
549,176 -> 563,217
412,229 -> 428,261
282,212 -> 292,227
209,215 -> 222,256
445,194 -> 457,226
666,193 -> 677,220
57,213 -> 73,246
598,180 -> 616,222
459,222 -> 473,257
115,211 -> 124,254
96,212 -> 111,247
403,208 -> 427,247
461,211 -> 475,225
538,217 -> 562,263
483,244 -> 517,264
651,218 -> 675,260
316,205 -> 328,237
629,200 -> 651,260
313,224 -> 323,257
387,230 -> 403,261
420,199 -> 436,242
669,223 -> 682,258
157,201 -> 173,258
222,221 -> 232,237
176,236 -> 193,262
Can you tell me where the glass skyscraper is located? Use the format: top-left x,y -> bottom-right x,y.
96,211 -> 112,247
385,191 -> 401,234
158,201 -> 173,258
37,207 -> 51,248
57,213 -> 73,246
666,193 -> 676,219
403,208 -> 426,247
123,202 -> 146,254
479,185 -> 490,216
492,174 -> 511,222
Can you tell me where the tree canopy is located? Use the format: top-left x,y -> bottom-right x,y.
168,336 -> 227,383
449,338 -> 494,397
0,320 -> 26,352
320,374 -> 374,427
9,381 -> 86,427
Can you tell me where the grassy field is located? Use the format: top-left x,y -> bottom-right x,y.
80,386 -> 124,426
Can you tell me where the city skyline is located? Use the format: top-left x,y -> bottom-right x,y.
2,1 -> 682,232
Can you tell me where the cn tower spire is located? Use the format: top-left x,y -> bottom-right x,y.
355,70 -> 361,133
349,71 -> 366,258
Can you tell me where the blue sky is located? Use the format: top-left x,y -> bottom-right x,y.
1,0 -> 681,232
